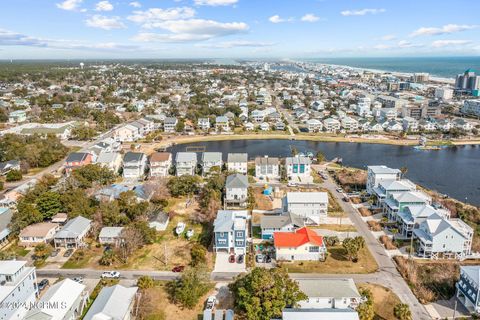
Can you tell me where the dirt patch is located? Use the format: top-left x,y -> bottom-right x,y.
367,220 -> 382,231
253,187 -> 274,210
379,235 -> 397,250
332,168 -> 367,192
359,207 -> 373,217
359,283 -> 401,320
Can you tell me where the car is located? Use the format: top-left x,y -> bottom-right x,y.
171,265 -> 185,272
237,254 -> 244,264
50,249 -> 60,258
255,254 -> 265,263
228,254 -> 235,263
205,295 -> 217,310
101,271 -> 120,279
287,182 -> 297,187
63,249 -> 73,257
265,255 -> 272,263
38,279 -> 49,291
72,277 -> 83,284
343,197 -> 350,202
336,187 -> 343,193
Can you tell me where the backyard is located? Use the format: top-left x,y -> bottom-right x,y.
358,283 -> 402,320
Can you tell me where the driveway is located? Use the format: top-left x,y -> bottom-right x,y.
213,252 -> 245,273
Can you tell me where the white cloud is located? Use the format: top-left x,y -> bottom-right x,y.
196,40 -> 275,48
431,39 -> 472,48
85,15 -> 126,30
56,0 -> 83,11
379,34 -> 396,41
301,14 -> 320,22
411,24 -> 477,37
374,40 -> 422,50
194,0 -> 238,6
131,19 -> 248,42
128,7 -> 196,28
95,1 -> 113,11
268,15 -> 293,23
129,1 -> 141,8
341,8 -> 385,16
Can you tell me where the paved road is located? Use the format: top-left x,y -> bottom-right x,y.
321,174 -> 431,320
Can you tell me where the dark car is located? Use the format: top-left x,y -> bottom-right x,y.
228,254 -> 235,263
50,249 -> 60,257
172,265 -> 185,272
237,254 -> 244,264
342,197 -> 350,202
38,279 -> 49,291
63,249 -> 73,257
265,255 -> 272,263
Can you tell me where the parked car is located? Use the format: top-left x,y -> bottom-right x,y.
336,188 -> 343,193
287,182 -> 297,187
38,279 -> 49,291
205,295 -> 217,310
63,249 -> 73,257
256,254 -> 265,263
342,197 -> 350,202
73,277 -> 83,284
101,271 -> 120,279
172,265 -> 185,272
50,249 -> 60,257
237,254 -> 244,264
265,255 -> 272,263
228,254 -> 235,263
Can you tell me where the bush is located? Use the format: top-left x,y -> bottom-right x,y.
6,169 -> 22,182
380,235 -> 397,250
359,207 -> 373,217
190,243 -> 207,267
137,276 -> 155,289
367,220 -> 382,231
393,303 -> 412,320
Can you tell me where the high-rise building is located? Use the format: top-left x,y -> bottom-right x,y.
462,100 -> 480,117
413,73 -> 429,83
455,69 -> 480,95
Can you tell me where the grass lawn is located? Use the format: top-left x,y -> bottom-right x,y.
138,281 -> 215,320
359,283 -> 401,320
62,246 -> 103,269
1,242 -> 30,257
310,170 -> 324,184
278,246 -> 378,274
312,224 -> 357,232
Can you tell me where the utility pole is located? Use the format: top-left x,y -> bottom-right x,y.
452,287 -> 458,319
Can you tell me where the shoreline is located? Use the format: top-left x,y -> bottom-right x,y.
153,133 -> 480,148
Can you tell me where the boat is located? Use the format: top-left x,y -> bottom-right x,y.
175,222 -> 186,235
414,145 -> 444,151
186,229 -> 194,239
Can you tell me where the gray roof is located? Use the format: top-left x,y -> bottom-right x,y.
54,216 -> 91,239
123,152 -> 145,163
225,174 -> 248,189
202,152 -> 223,163
96,152 -> 121,164
296,278 -> 361,298
227,153 -> 248,163
260,214 -> 292,229
255,157 -> 279,165
65,152 -> 90,163
213,210 -> 247,233
285,156 -> 312,165
286,192 -> 328,204
99,227 -> 124,239
164,117 -> 177,124
368,165 -> 401,175
461,266 -> 480,286
84,285 -> 138,320
176,152 -> 197,163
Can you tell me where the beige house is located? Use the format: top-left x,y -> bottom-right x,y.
19,222 -> 60,247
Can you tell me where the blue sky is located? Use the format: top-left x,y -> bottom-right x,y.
0,0 -> 479,59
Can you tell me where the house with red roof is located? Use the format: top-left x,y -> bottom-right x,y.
273,227 -> 326,261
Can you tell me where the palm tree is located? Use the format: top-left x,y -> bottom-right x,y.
394,303 -> 412,320
400,166 -> 408,178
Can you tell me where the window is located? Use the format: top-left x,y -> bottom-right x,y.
236,231 -> 243,238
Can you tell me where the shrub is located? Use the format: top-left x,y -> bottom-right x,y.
190,243 -> 207,266
359,207 -> 373,217
394,303 -> 412,320
137,276 -> 155,289
380,235 -> 397,250
367,220 -> 382,231
6,169 -> 22,182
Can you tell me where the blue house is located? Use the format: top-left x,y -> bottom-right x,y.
457,266 -> 480,313
213,210 -> 248,255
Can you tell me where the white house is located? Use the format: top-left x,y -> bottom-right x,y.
0,261 -> 38,320
201,152 -> 223,176
197,118 -> 210,131
123,152 -> 147,180
285,156 -> 311,181
213,210 -> 248,255
53,216 -> 92,248
295,278 -> 361,310
98,227 -> 124,246
227,153 -> 248,174
19,222 -> 60,247
175,152 -> 197,176
163,117 -> 178,133
84,285 -> 138,320
215,116 -> 230,132
366,165 -> 401,194
306,119 -> 323,132
25,279 -> 88,320
274,227 -> 327,261
323,118 -> 341,132
283,192 -> 329,225
341,117 -> 359,132
149,152 -> 172,177
8,110 -> 27,123
96,152 -> 122,173
456,266 -> 480,313
224,173 -> 249,208
255,156 -> 280,179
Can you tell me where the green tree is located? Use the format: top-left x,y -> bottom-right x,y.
190,243 -> 207,267
229,268 -> 307,320
33,243 -> 53,260
167,175 -> 201,197
72,164 -> 115,188
167,265 -> 211,309
316,151 -> 326,162
394,303 -> 412,320
342,236 -> 365,261
175,119 -> 185,132
99,249 -> 116,266
35,191 -> 63,219
137,276 -> 155,289
71,126 -> 97,141
357,288 -> 375,320
6,169 -> 22,182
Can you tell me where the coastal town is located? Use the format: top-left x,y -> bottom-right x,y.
0,59 -> 479,320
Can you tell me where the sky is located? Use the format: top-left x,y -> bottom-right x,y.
0,0 -> 479,59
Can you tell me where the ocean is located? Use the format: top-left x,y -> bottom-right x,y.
305,56 -> 480,79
